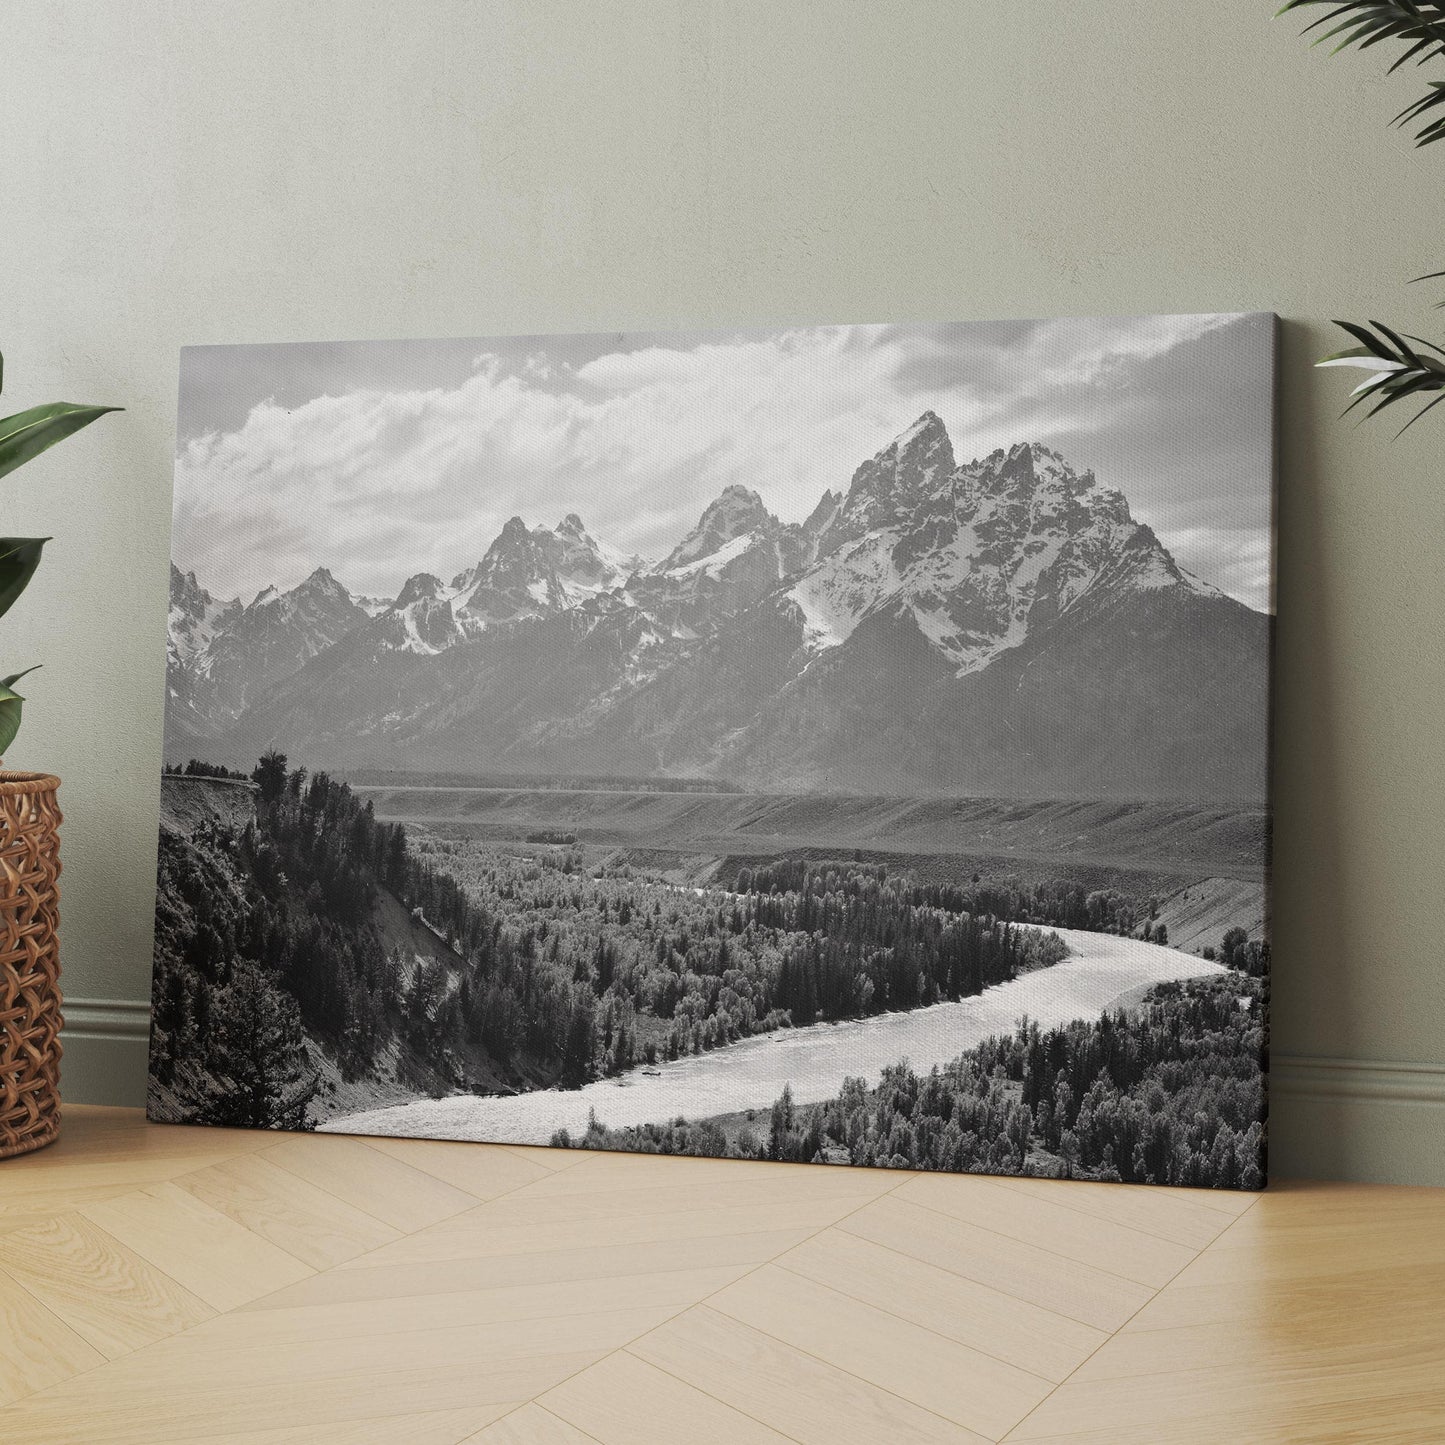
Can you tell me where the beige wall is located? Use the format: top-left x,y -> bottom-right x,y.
5,0 -> 1443,1182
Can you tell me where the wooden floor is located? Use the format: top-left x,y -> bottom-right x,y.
0,1110 -> 1441,1444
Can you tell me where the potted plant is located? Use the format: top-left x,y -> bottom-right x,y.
0,350 -> 118,1157
1281,1 -> 1445,428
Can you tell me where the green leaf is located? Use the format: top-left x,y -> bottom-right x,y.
1401,329 -> 1445,359
1280,2 -> 1445,142
1396,390 -> 1445,433
1317,344 -> 1392,364
0,401 -> 122,485
0,538 -> 48,623
0,678 -> 26,756
1371,318 -> 1428,367
1,666 -> 41,690
1316,318 -> 1445,430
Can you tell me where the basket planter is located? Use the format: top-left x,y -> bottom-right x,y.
0,771 -> 62,1159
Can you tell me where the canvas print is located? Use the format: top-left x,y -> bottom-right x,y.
150,315 -> 1273,1189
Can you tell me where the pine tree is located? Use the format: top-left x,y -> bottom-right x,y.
768,1083 -> 796,1161
252,749 -> 288,803
183,961 -> 318,1130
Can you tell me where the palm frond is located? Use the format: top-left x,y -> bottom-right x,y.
1405,268 -> 1445,308
1279,1 -> 1445,142
1317,318 -> 1445,433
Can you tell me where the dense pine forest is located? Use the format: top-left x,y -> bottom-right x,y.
742,859 -> 1144,934
558,972 -> 1268,1190
149,756 -> 1067,1128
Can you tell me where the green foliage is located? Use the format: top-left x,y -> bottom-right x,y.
0,399 -> 122,485
1280,3 -> 1445,426
1317,319 -> 1445,432
0,350 -> 120,753
0,666 -> 42,755
0,537 -> 47,624
1280,2 -> 1445,142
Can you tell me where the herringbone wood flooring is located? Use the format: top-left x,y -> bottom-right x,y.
0,1107 -> 1440,1442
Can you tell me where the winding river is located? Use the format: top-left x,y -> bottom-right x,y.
323,928 -> 1226,1145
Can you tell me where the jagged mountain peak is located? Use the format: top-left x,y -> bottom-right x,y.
165,556 -> 369,740
441,510 -> 638,627
697,484 -> 774,531
998,441 -> 1045,486
248,566 -> 356,614
717,482 -> 765,503
394,572 -> 446,608
847,410 -> 957,507
375,571 -> 469,656
170,563 -> 212,608
788,417 -> 1224,686
167,564 -> 239,676
891,409 -> 950,453
449,518 -> 551,598
494,515 -> 537,546
816,411 -> 957,557
958,442 -> 1132,533
663,485 -> 779,572
969,440 -> 1064,485
804,488 -> 842,537
1113,521 -> 1193,590
298,566 -> 350,599
883,409 -> 952,462
556,514 -> 649,579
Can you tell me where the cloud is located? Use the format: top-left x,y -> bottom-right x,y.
173,316 -> 1274,610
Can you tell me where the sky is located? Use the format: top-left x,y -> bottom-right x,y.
173,313 -> 1275,610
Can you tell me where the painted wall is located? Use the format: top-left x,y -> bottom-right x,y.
5,1 -> 1443,1183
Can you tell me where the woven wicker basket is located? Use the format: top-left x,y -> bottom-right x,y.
0,771 -> 63,1159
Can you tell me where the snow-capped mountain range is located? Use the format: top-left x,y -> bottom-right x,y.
167,412 -> 1270,799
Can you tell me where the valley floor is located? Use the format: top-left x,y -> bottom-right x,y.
1,1106 -> 1437,1444
355,782 -> 1270,892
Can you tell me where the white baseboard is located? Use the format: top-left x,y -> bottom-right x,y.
51,1002 -> 1445,1185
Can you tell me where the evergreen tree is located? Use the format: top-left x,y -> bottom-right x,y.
252,749 -> 288,803
178,961 -> 318,1130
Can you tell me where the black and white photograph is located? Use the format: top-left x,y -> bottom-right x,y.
22,0 -> 1445,1434
149,314 -> 1273,1190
